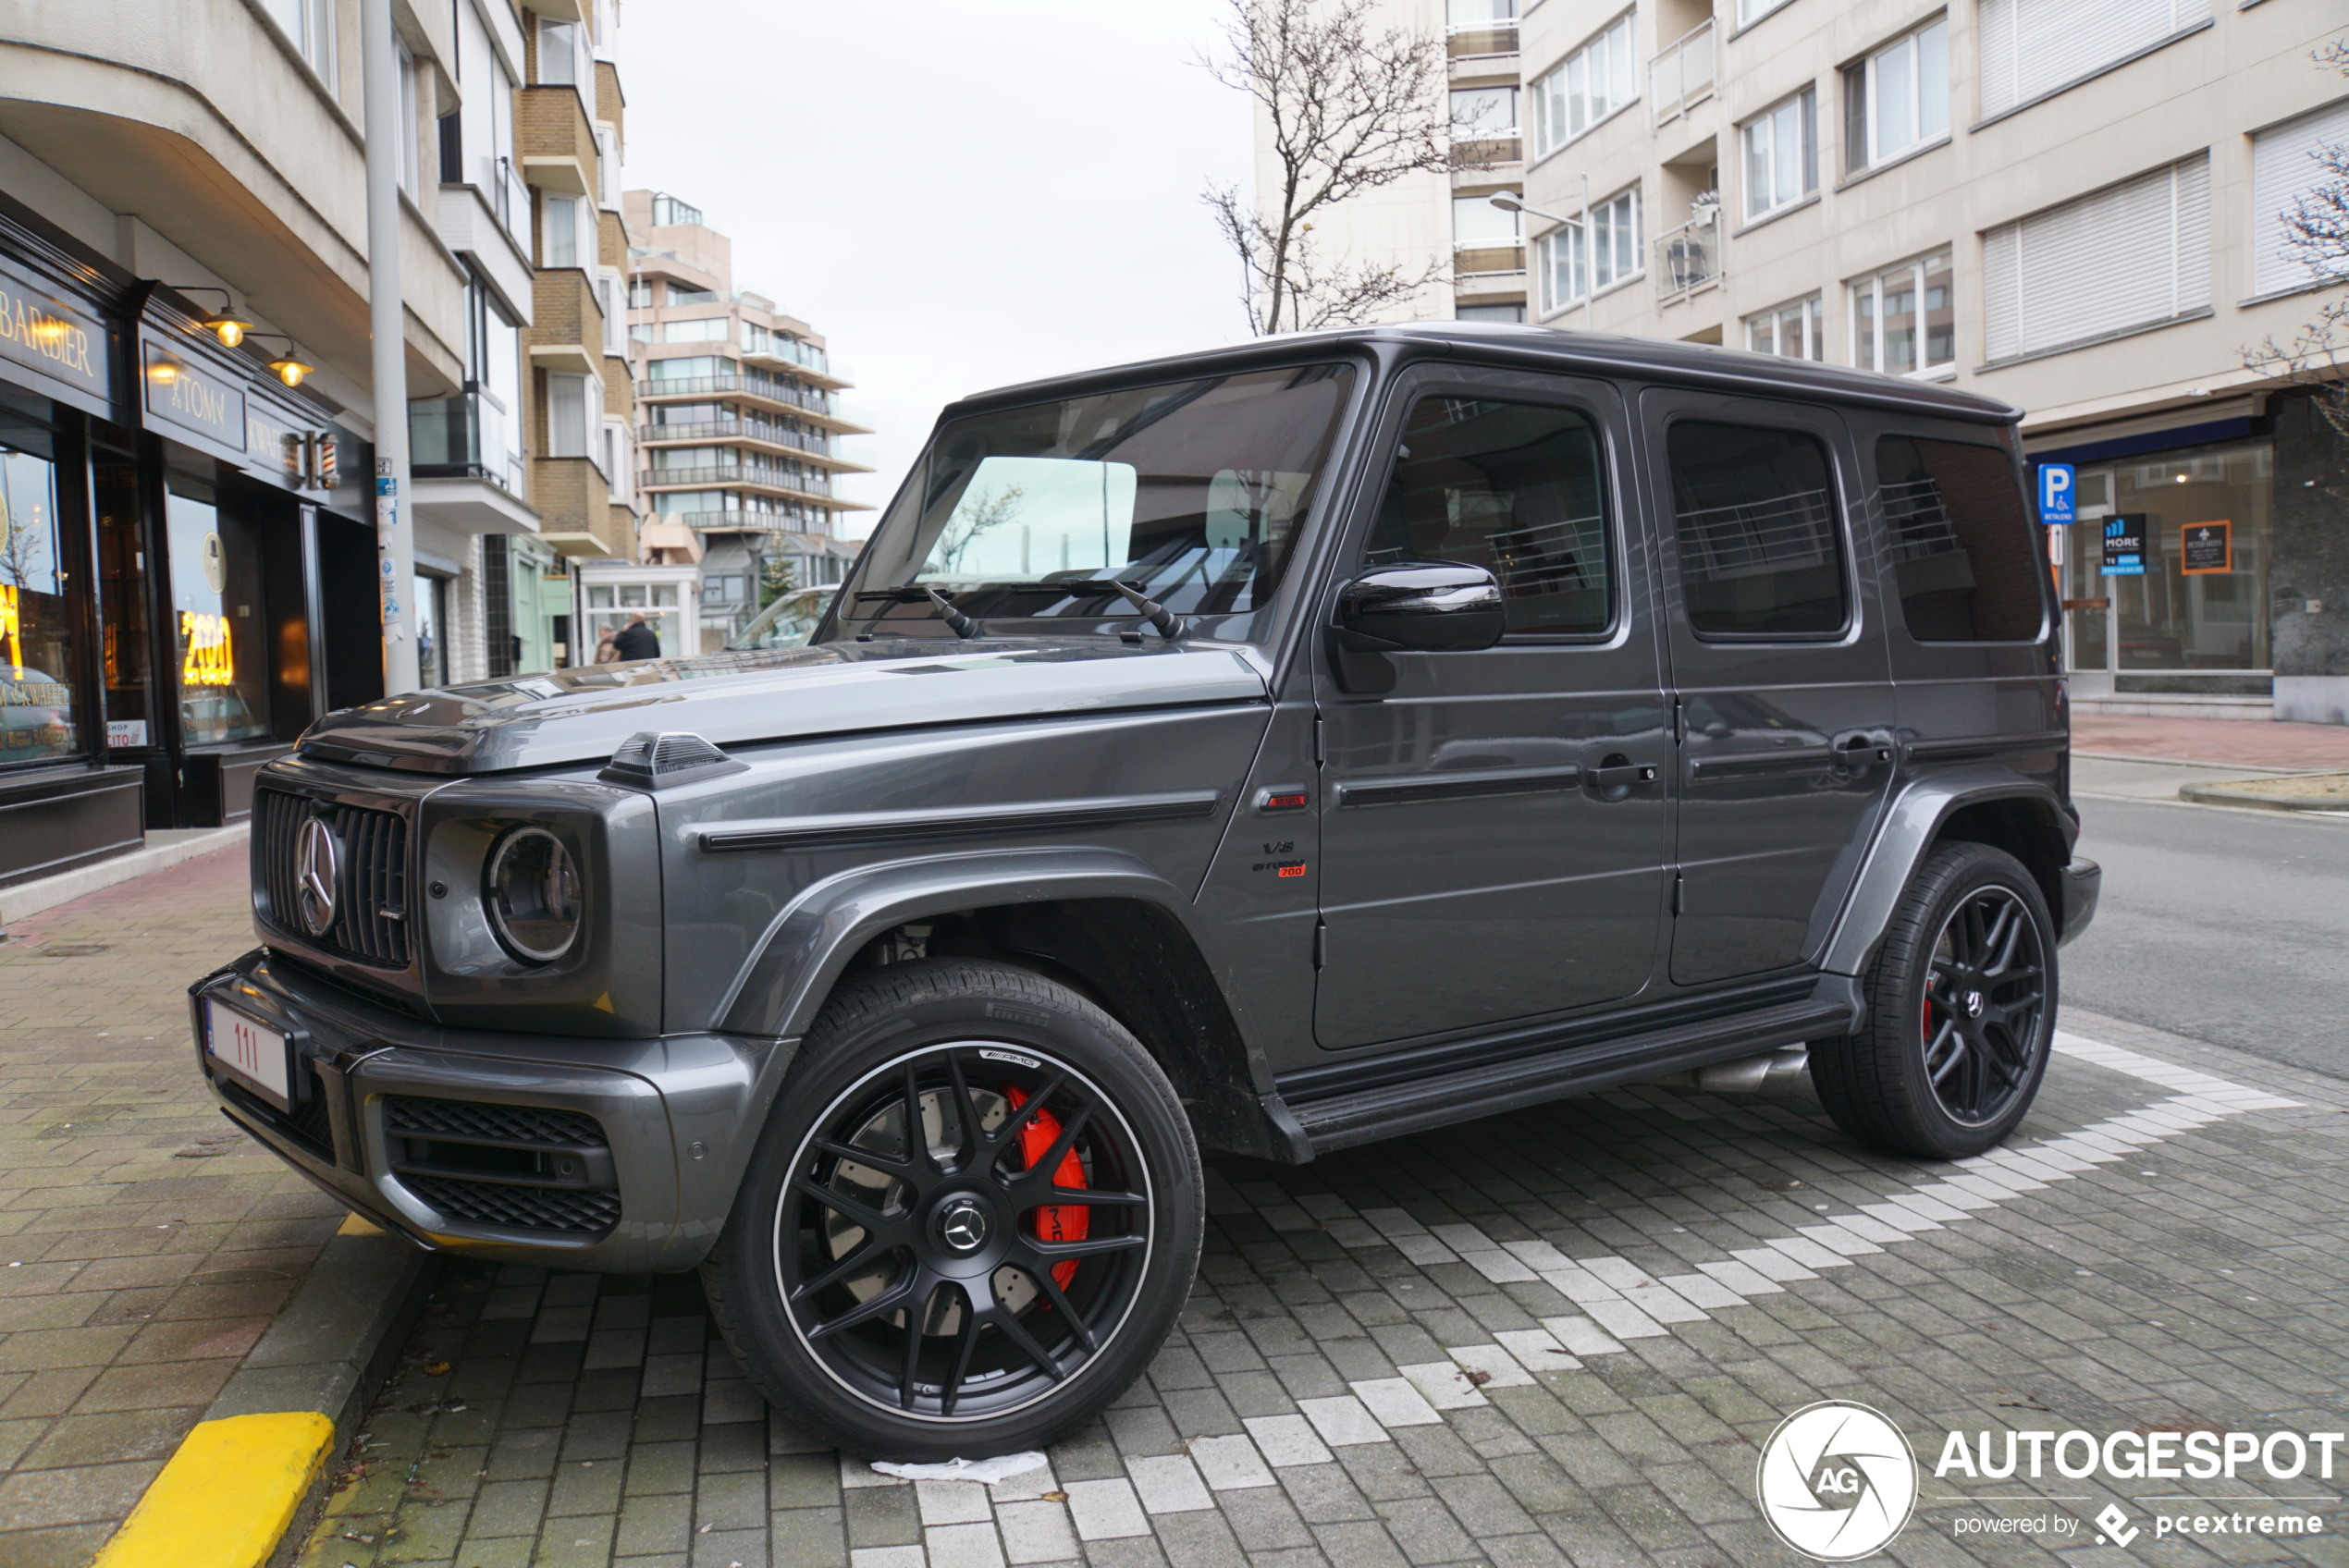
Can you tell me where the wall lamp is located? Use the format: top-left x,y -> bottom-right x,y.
244,333 -> 314,387
167,285 -> 253,348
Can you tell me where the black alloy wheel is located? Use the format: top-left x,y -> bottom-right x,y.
703,959 -> 1202,1459
1811,842 -> 2058,1159
779,1042 -> 1152,1421
1918,885 -> 2047,1126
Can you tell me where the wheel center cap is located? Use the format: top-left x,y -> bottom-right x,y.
1962,990 -> 1986,1019
935,1196 -> 990,1255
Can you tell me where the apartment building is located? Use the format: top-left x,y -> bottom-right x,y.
1255,0 -> 1533,325
624,190 -> 872,654
0,0 -> 485,888
1512,0 -> 2348,720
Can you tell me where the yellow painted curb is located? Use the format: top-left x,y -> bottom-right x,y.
91,1411 -> 337,1568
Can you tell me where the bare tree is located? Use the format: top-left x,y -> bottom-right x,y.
1200,0 -> 1470,336
2244,38 -> 2349,444
929,484 -> 1026,576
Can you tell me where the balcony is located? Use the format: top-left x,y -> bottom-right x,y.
1453,135 -> 1523,168
1454,244 -> 1527,278
667,508 -> 830,533
413,391 -> 527,492
529,269 -> 604,375
641,465 -> 837,501
1448,22 -> 1518,58
636,420 -> 846,463
1651,21 -> 1716,128
516,84 -> 596,193
1654,214 -> 1722,302
637,372 -> 859,426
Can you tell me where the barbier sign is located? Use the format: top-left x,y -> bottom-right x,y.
0,256 -> 108,403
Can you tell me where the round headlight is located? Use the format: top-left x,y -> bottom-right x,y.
486,827 -> 583,963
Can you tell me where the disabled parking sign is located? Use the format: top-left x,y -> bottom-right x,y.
2037,463 -> 2074,526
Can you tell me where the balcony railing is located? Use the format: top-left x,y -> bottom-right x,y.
1454,243 -> 1527,277
1650,20 -> 1716,127
743,336 -> 830,374
636,373 -> 836,416
642,465 -> 835,497
1448,22 -> 1519,57
1654,214 -> 1722,301
489,155 -> 529,247
666,508 -> 829,533
636,420 -> 837,459
411,390 -> 526,495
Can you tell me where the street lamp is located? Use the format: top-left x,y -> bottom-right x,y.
1489,190 -> 1595,332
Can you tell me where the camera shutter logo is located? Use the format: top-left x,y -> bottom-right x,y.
1755,1401 -> 1919,1561
295,815 -> 340,937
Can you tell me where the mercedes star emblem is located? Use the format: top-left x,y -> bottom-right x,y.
1962,990 -> 1986,1020
295,815 -> 340,937
938,1197 -> 990,1254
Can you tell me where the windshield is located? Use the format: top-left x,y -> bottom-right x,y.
727,586 -> 836,650
834,363 -> 1355,640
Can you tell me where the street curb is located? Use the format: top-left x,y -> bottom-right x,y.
0,825 -> 249,927
88,1220 -> 437,1568
2179,777 -> 2349,813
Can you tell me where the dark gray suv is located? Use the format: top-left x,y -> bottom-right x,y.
192,325 -> 2099,1459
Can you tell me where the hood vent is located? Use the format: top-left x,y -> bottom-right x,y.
598,731 -> 748,790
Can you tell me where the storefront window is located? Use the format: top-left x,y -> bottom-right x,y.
166,483 -> 271,744
0,406 -> 80,765
415,572 -> 447,687
2060,439 -> 2270,685
94,452 -> 154,747
584,581 -> 684,656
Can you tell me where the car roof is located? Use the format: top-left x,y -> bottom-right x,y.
950,321 -> 2020,428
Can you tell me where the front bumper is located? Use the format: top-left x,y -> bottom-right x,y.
190,949 -> 793,1272
2059,855 -> 2101,947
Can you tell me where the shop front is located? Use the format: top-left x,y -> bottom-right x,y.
0,194 -> 383,888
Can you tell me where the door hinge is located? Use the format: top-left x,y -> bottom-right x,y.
1671,872 -> 1684,916
1313,918 -> 1327,970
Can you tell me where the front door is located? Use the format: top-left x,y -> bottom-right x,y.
1313,368 -> 1670,1051
1640,389 -> 1898,987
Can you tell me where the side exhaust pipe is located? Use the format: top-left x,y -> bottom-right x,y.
1660,1046 -> 1813,1095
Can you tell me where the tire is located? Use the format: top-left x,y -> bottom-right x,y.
1810,842 -> 2058,1159
701,958 -> 1203,1460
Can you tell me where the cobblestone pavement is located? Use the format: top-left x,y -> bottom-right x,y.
2071,716 -> 2349,770
301,1009 -> 2348,1568
0,848 -> 345,1568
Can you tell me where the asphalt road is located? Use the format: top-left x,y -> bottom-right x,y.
2064,792 -> 2349,1081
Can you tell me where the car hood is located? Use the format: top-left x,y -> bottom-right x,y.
296,638 -> 1272,775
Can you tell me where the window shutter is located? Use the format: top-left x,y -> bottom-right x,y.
1981,153 -> 2208,361
1977,0 -> 2211,117
2252,99 -> 2349,298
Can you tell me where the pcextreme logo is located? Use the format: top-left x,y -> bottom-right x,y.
1756,1402 -> 1920,1561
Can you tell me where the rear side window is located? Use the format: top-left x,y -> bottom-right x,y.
1666,421 -> 1848,637
1363,396 -> 1614,636
1876,436 -> 2046,642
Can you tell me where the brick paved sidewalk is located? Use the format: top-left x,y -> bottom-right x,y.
301,1009 -> 2349,1568
2072,714 -> 2349,770
0,847 -> 348,1568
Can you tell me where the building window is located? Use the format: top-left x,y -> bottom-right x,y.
547,374 -> 591,459
650,194 -> 703,227
1978,0 -> 2211,119
165,484 -> 272,745
628,278 -> 655,308
595,129 -> 617,205
1851,251 -> 1953,376
662,317 -> 731,344
600,276 -> 622,352
1845,18 -> 1948,176
2252,101 -> 2349,299
542,194 -> 581,268
1450,87 -> 1519,139
1746,295 -> 1825,359
668,284 -> 718,305
1741,89 -> 1817,221
1537,186 -> 1641,312
1452,194 -> 1521,251
1982,154 -> 2208,363
1531,11 -> 1636,158
1447,0 -> 1517,23
0,421 -> 82,766
260,0 -> 337,86
414,573 -> 448,687
537,18 -> 580,86
1457,302 -> 1527,323
1737,0 -> 1794,26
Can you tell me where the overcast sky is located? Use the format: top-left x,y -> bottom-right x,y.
621,0 -> 1256,532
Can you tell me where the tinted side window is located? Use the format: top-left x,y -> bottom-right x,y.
1362,397 -> 1613,636
1666,421 -> 1848,637
1876,436 -> 2046,642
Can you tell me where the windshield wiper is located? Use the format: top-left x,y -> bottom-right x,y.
848,584 -> 982,640
1097,580 -> 1184,640
925,585 -> 982,639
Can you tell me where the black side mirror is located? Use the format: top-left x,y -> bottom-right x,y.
1336,561 -> 1507,652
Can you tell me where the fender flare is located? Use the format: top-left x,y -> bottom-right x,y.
1816,766 -> 2072,977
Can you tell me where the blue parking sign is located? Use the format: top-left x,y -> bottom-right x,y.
2038,463 -> 2075,526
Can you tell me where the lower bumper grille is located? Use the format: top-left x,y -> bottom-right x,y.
405,1175 -> 621,1235
220,1063 -> 337,1164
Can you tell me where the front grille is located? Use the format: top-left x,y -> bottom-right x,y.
405,1175 -> 621,1235
255,790 -> 412,968
385,1096 -> 605,1149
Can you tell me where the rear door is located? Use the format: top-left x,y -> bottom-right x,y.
1640,388 -> 1898,986
1311,365 -> 1671,1049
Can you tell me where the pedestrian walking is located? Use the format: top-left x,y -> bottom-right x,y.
611,612 -> 661,662
592,625 -> 621,664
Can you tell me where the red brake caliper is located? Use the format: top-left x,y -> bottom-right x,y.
1003,1085 -> 1088,1291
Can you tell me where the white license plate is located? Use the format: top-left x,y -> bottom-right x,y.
205,998 -> 292,1109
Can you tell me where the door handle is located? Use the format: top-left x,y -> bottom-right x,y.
1586,753 -> 1657,801
1833,731 -> 1896,771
